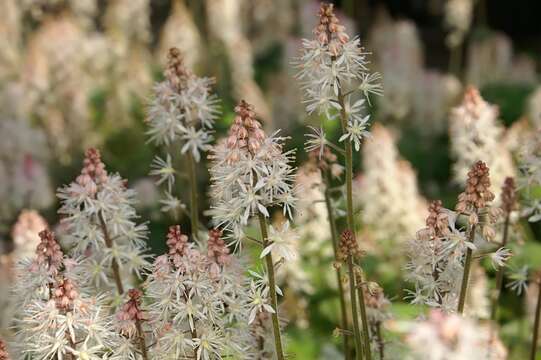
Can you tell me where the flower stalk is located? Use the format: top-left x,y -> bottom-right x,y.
355,270 -> 372,360
491,177 -> 516,321
258,213 -> 285,360
338,86 -> 371,360
324,174 -> 351,359
457,224 -> 475,314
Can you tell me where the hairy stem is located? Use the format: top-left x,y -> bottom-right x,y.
187,153 -> 199,238
457,224 -> 476,314
348,256 -> 364,360
338,85 -> 370,359
324,174 -> 351,360
258,213 -> 285,360
98,212 -> 149,360
490,214 -> 510,321
135,318 -> 149,360
531,279 -> 541,360
356,276 -> 372,360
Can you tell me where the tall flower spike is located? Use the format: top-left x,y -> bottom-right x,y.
209,99 -> 296,245
34,229 -> 63,275
57,147 -> 149,296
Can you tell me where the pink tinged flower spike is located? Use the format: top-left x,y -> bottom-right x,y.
117,289 -> 146,338
314,3 -> 349,55
34,229 -> 63,275
207,228 -> 230,267
76,148 -> 109,195
226,100 -> 266,162
166,225 -> 189,270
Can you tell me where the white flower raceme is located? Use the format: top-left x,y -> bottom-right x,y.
57,148 -> 149,296
147,47 -> 219,153
145,226 -> 253,359
147,47 -> 220,219
208,100 -> 297,248
12,230 -> 116,360
405,201 -> 468,312
449,86 -> 515,197
406,162 -> 498,313
295,2 -> 381,151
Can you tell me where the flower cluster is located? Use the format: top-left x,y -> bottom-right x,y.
295,2 -> 382,150
208,100 -> 296,247
406,162 -> 499,312
147,47 -> 219,161
57,148 -> 149,295
145,225 -> 253,359
406,200 -> 464,312
449,86 -> 515,196
12,230 -> 118,360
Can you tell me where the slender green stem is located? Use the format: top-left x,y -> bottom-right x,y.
257,213 -> 285,360
348,256 -> 364,360
324,174 -> 351,360
531,279 -> 541,360
187,153 -> 199,238
338,84 -> 370,359
490,214 -> 510,321
457,223 -> 476,314
356,276 -> 372,360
